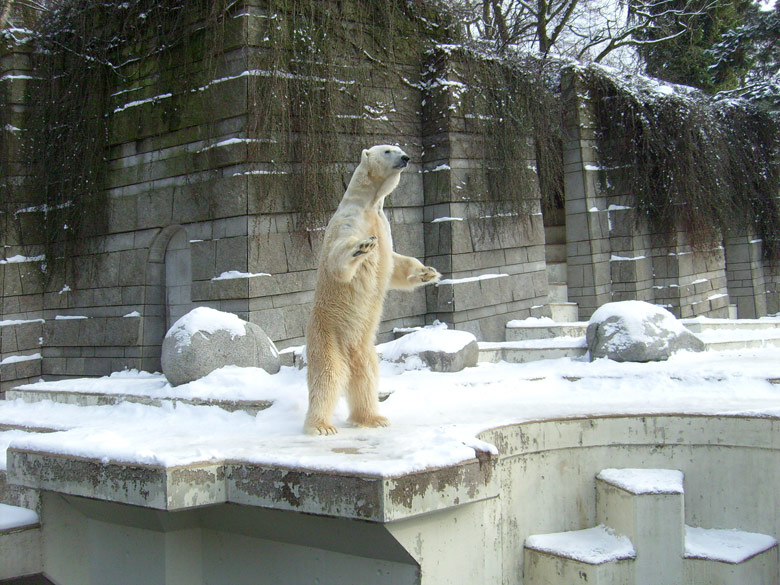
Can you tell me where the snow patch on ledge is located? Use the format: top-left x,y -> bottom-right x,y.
685,526 -> 777,563
597,468 -> 684,494
525,525 -> 636,564
437,274 -> 508,286
0,503 -> 39,531
212,270 -> 271,281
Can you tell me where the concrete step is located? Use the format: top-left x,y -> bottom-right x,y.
524,525 -> 635,585
681,318 -> 780,334
0,317 -> 44,395
545,242 -> 567,263
525,468 -> 779,585
547,282 -> 568,303
549,302 -> 579,322
0,503 -> 42,581
546,261 -> 567,283
544,224 -> 566,245
685,526 -> 778,584
5,386 -> 273,415
596,468 -> 685,583
479,339 -> 587,364
505,319 -> 586,342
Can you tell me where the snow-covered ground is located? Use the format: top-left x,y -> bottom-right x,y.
3,340 -> 780,477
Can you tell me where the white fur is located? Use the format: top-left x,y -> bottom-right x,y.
304,145 -> 441,435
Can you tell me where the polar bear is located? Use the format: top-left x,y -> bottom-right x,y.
304,145 -> 440,435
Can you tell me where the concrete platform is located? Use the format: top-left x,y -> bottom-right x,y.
3,414 -> 780,584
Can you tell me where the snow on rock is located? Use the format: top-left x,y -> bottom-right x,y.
525,525 -> 636,564
597,468 -> 684,494
587,300 -> 704,362
685,526 -> 778,563
0,503 -> 39,531
161,307 -> 279,386
377,323 -> 478,372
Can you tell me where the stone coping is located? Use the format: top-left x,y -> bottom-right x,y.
6,449 -> 498,523
4,387 -> 272,415
7,413 -> 779,522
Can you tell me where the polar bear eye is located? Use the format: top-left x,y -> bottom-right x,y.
384,149 -> 391,154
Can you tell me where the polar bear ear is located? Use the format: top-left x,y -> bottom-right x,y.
361,149 -> 370,163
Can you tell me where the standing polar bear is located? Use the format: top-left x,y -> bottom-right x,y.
304,145 -> 440,435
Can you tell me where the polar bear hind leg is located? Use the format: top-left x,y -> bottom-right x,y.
346,345 -> 388,428
304,337 -> 347,435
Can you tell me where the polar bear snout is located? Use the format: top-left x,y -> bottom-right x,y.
394,154 -> 410,169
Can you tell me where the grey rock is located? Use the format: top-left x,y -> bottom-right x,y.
587,300 -> 704,362
379,327 -> 478,372
416,340 -> 479,372
162,307 -> 280,386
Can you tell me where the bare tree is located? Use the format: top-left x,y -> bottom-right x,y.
450,0 -> 729,65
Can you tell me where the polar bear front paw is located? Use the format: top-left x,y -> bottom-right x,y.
305,419 -> 339,436
352,236 -> 377,257
416,266 -> 441,284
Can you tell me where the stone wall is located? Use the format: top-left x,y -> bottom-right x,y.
1,1 -> 550,386
560,68 -> 776,320
2,4 -> 778,389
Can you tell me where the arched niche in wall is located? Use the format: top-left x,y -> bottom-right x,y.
147,225 -> 193,338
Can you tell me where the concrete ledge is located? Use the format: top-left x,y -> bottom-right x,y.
7,451 -> 499,521
8,451 -> 227,510
5,387 -> 272,415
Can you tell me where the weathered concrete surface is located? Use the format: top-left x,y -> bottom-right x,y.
7,450 -> 227,510
6,414 -> 780,584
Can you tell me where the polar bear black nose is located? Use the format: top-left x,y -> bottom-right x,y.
401,155 -> 410,163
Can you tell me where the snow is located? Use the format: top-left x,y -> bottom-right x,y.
3,343 -> 780,476
437,273 -> 509,286
685,526 -> 777,563
164,307 -> 247,351
525,525 -> 635,564
0,353 -> 41,366
211,270 -> 271,280
597,468 -> 684,494
113,93 -> 172,113
0,254 -> 45,264
430,216 -> 463,223
0,319 -> 45,327
0,503 -> 39,531
377,323 -> 475,361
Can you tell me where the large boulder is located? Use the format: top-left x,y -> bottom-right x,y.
587,300 -> 705,362
162,307 -> 280,386
377,323 -> 478,372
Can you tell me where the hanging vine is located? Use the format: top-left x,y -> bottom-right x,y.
18,0 -> 230,280
583,65 -> 780,259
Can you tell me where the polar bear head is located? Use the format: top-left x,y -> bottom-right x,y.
361,144 -> 410,180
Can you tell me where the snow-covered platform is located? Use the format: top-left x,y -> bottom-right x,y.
2,329 -> 780,584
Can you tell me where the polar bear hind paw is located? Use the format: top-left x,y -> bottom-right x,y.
352,236 -> 377,257
351,414 -> 390,428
